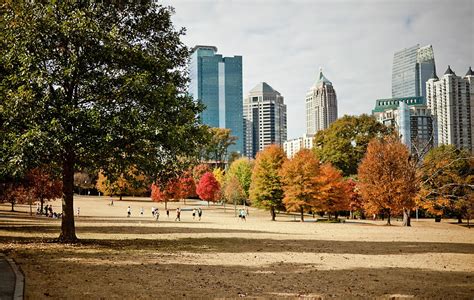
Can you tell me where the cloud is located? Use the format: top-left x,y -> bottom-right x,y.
162,0 -> 473,139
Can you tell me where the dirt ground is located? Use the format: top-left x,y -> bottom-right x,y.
1,196 -> 473,299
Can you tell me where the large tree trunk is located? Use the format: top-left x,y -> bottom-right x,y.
270,207 -> 276,221
300,207 -> 304,222
10,201 -> 14,212
40,199 -> 44,214
58,154 -> 77,243
402,209 -> 411,226
165,200 -> 168,211
457,216 -> 463,224
119,194 -> 123,201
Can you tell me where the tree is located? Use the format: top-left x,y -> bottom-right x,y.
26,168 -> 62,213
224,176 -> 246,216
250,145 -> 286,221
358,136 -> 418,225
346,178 -> 363,219
204,128 -> 238,168
313,114 -> 392,176
227,158 -> 254,199
151,178 -> 180,210
196,172 -> 220,206
73,172 -> 94,195
280,149 -> 320,222
418,145 -> 473,223
1,2 -> 207,242
0,183 -> 30,212
317,163 -> 350,220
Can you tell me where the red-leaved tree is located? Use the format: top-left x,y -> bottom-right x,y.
177,172 -> 196,204
26,168 -> 62,214
196,172 -> 220,206
151,179 -> 180,210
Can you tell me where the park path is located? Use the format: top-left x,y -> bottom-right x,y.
0,253 -> 24,300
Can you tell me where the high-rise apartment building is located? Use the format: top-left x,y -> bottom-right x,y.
392,44 -> 436,98
243,82 -> 287,158
373,96 -> 435,157
189,45 -> 244,154
426,66 -> 474,154
306,68 -> 337,134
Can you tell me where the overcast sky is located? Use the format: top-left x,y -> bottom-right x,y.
162,0 -> 473,139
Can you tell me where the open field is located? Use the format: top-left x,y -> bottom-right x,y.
1,196 -> 473,299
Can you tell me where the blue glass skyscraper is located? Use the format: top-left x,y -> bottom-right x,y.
190,45 -> 243,155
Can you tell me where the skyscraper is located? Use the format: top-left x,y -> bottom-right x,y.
392,44 -> 436,98
372,96 -> 435,157
306,68 -> 337,134
189,45 -> 244,154
243,82 -> 287,158
426,66 -> 474,154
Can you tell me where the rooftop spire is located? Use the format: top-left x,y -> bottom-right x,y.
313,67 -> 332,88
466,66 -> 474,76
444,65 -> 455,75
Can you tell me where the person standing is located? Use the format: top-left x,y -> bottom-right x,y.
198,208 -> 202,221
127,206 -> 131,217
155,208 -> 160,221
192,208 -> 196,220
140,207 -> 144,216
166,209 -> 170,218
77,207 -> 80,217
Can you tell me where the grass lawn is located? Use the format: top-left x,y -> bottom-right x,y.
1,196 -> 473,298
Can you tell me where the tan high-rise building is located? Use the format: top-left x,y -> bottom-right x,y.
426,66 -> 474,154
306,68 -> 338,134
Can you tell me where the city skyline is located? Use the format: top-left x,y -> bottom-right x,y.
163,0 -> 473,139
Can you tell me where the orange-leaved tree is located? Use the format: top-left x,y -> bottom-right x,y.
151,178 -> 180,210
358,135 -> 417,225
176,171 -> 196,204
280,149 -> 320,222
26,168 -> 62,214
249,145 -> 287,221
346,178 -> 363,219
317,163 -> 350,220
196,172 -> 220,206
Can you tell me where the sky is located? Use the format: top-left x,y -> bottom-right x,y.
162,0 -> 473,139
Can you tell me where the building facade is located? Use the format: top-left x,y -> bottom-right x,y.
426,66 -> 474,153
373,96 -> 435,156
243,82 -> 287,158
189,45 -> 244,154
306,68 -> 337,134
283,134 -> 315,158
392,44 -> 436,98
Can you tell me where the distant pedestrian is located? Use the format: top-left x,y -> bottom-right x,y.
175,208 -> 181,221
240,209 -> 246,221
140,207 -> 144,216
49,205 -> 53,217
77,207 -> 80,217
44,205 -> 48,216
198,208 -> 202,221
151,207 -> 155,217
155,208 -> 160,221
192,208 -> 196,220
127,206 -> 131,217
166,209 -> 169,218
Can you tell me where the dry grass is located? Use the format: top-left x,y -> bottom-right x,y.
1,196 -> 473,299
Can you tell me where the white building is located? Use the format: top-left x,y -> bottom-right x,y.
243,82 -> 287,158
283,134 -> 314,158
306,68 -> 338,135
426,66 -> 474,154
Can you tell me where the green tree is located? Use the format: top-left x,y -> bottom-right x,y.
313,114 -> 392,176
226,158 -> 254,199
0,2 -> 206,242
204,128 -> 238,168
418,145 -> 473,223
249,145 -> 286,221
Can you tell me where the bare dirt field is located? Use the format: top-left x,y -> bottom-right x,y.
1,196 -> 473,299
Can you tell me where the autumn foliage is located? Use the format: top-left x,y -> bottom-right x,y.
280,149 -> 320,221
249,145 -> 287,221
358,136 -> 417,225
317,163 -> 350,219
196,172 -> 220,205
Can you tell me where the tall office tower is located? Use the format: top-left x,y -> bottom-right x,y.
373,97 -> 435,156
306,68 -> 338,134
426,66 -> 474,154
243,82 -> 287,158
189,45 -> 244,155
392,44 -> 436,98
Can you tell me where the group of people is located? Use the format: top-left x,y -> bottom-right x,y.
125,206 -> 203,222
192,208 -> 203,221
239,208 -> 248,221
36,203 -> 61,218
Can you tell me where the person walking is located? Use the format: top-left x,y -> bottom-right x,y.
175,208 -> 181,221
155,208 -> 160,221
198,208 -> 202,221
166,209 -> 170,218
127,206 -> 131,217
140,207 -> 144,216
76,207 -> 80,217
192,208 -> 196,220
151,207 -> 155,217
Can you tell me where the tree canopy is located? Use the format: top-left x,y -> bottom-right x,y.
249,145 -> 286,221
226,158 -> 254,199
0,2 -> 207,242
313,114 -> 392,176
358,135 -> 418,225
